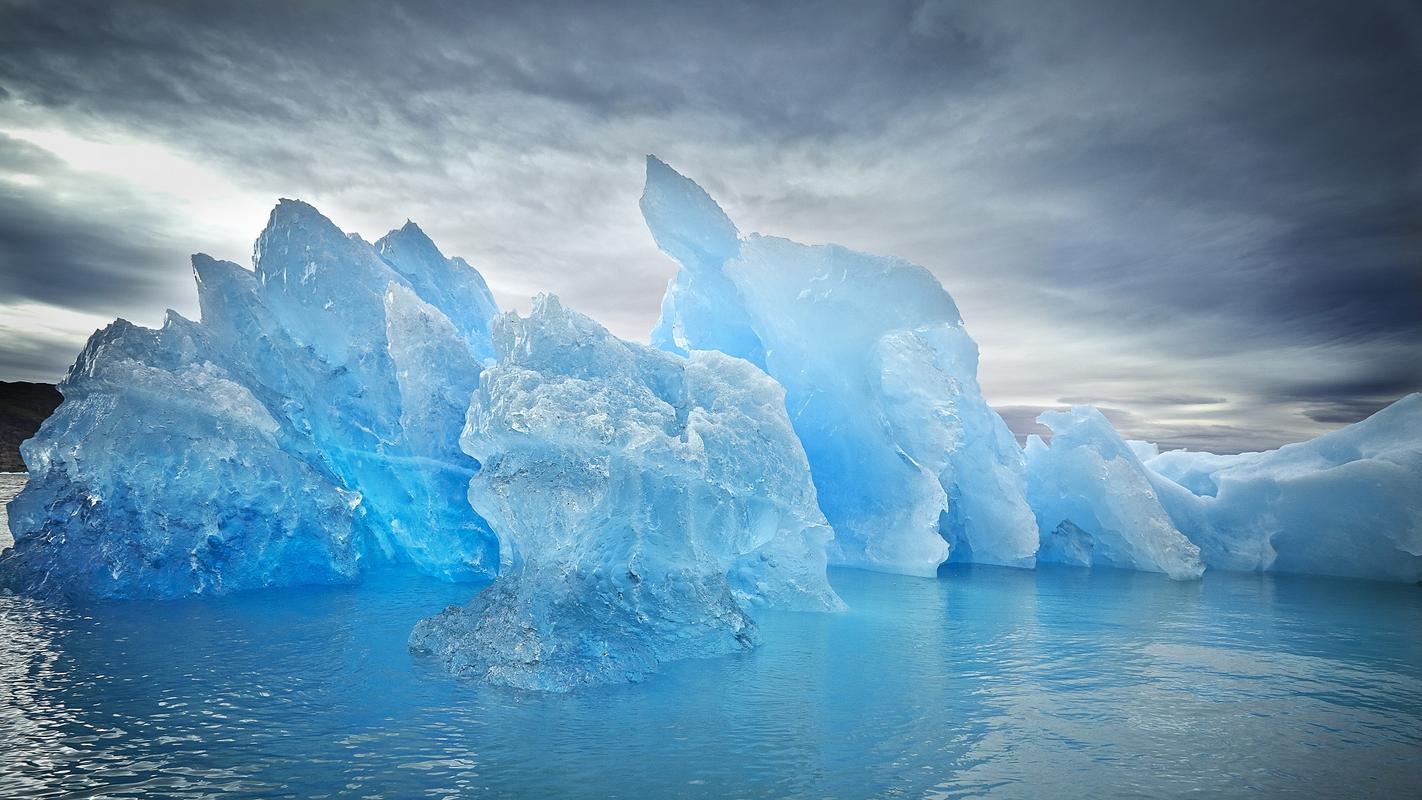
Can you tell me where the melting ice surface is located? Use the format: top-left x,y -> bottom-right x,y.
411,296 -> 841,690
2,561 -> 1420,799
643,157 -> 1038,576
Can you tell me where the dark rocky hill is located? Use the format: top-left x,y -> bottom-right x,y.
1,382 -> 61,472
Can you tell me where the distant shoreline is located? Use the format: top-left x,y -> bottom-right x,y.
0,382 -> 60,473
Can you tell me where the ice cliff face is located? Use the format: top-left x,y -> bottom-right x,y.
409,296 -> 842,690
642,156 -> 1038,577
1025,407 -> 1205,580
1144,393 -> 1422,582
0,203 -> 499,598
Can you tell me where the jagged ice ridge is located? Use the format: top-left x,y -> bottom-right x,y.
1,202 -> 500,598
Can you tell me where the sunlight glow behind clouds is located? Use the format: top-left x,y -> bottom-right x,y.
3,126 -> 271,256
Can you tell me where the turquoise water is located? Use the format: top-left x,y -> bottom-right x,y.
1,544 -> 1419,799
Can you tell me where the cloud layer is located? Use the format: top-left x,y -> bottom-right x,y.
1,0 -> 1418,451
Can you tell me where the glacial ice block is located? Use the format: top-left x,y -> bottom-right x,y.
409,295 -> 842,691
1145,394 -> 1422,582
1,201 -> 500,598
642,156 -> 1038,575
0,315 -> 361,599
1025,406 -> 1204,580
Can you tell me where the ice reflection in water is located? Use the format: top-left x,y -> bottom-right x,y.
0,530 -> 1419,798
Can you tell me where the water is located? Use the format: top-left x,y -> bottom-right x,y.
1,485 -> 1420,798
0,472 -> 23,550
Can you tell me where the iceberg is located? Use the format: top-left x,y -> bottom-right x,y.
642,156 -> 1037,576
1025,406 -> 1205,580
1,202 -> 499,598
410,295 -> 842,691
0,315 -> 361,599
1145,394 -> 1422,582
6,159 -> 1414,610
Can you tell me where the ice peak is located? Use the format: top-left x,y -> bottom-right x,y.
191,252 -> 251,284
254,199 -> 346,272
494,293 -> 628,381
267,198 -> 330,228
375,218 -> 444,264
530,291 -> 564,317
1355,392 -> 1420,429
373,215 -> 499,362
641,155 -> 740,269
1036,406 -> 1140,464
256,199 -> 361,255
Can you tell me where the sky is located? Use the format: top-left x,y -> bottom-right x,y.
0,0 -> 1418,453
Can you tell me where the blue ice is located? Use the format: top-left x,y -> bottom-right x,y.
642,157 -> 1038,577
1025,406 -> 1205,580
1,202 -> 499,598
1145,393 -> 1422,582
409,295 -> 842,690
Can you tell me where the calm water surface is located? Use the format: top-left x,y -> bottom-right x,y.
1,473 -> 1420,798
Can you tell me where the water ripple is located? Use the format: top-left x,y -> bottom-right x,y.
0,549 -> 1419,797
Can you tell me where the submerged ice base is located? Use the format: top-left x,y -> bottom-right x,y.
642,156 -> 1037,576
1,203 -> 499,599
410,296 -> 841,691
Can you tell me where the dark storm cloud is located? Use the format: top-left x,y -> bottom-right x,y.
0,0 -> 1418,448
1274,371 -> 1422,425
0,1 -> 996,138
0,0 -> 1003,200
0,141 -> 180,311
1056,395 -> 1228,409
965,1 -> 1422,349
0,327 -> 86,383
1255,207 -> 1422,344
1300,401 -> 1396,425
0,133 -> 192,313
1276,371 -> 1422,405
